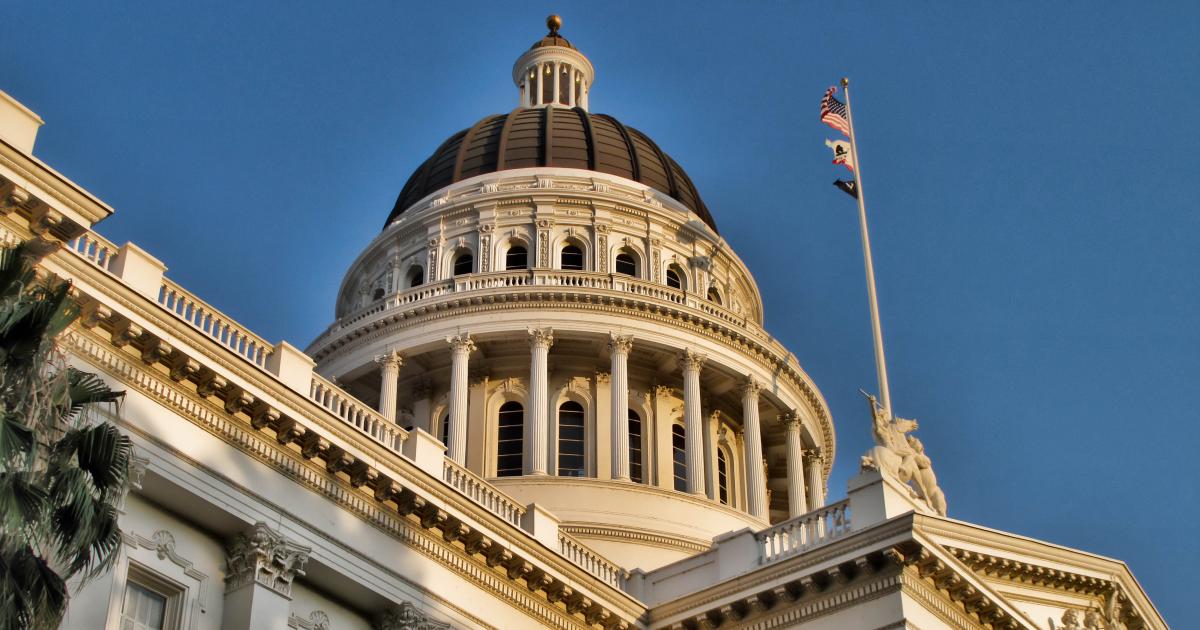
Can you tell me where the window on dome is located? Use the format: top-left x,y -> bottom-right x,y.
575,77 -> 583,105
628,409 -> 643,483
453,252 -> 473,276
558,401 -> 586,477
505,245 -> 529,270
440,413 -> 451,452
372,288 -> 384,301
542,64 -> 553,104
615,250 -> 637,277
408,266 -> 424,288
559,67 -> 570,105
497,401 -> 524,477
666,266 -> 684,290
560,245 -> 584,270
707,286 -> 722,305
672,424 -> 687,491
717,447 -> 730,505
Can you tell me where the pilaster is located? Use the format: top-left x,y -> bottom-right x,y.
527,328 -> 554,475
679,349 -> 707,495
221,522 -> 311,630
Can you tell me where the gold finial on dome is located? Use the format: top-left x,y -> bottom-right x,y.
547,14 -> 563,35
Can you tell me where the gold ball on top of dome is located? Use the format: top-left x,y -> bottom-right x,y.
547,14 -> 563,35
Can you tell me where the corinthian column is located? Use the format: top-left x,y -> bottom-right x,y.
782,412 -> 808,518
806,449 -> 825,510
680,349 -> 707,495
446,334 -> 475,463
741,377 -> 767,518
221,522 -> 311,630
609,334 -> 633,481
375,351 -> 403,422
527,328 -> 554,475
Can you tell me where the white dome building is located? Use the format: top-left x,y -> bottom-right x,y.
0,14 -> 1168,630
305,15 -> 833,571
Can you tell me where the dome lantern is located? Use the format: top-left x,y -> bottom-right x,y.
512,15 -> 595,110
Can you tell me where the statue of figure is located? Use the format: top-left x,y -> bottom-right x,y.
1083,610 -> 1104,629
907,435 -> 948,516
1105,592 -> 1128,630
1053,610 -> 1084,630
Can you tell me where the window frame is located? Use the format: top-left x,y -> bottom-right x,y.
556,401 -> 587,477
452,250 -> 474,276
559,243 -> 585,271
496,401 -> 524,477
614,249 -> 638,277
120,562 -> 184,630
671,424 -> 687,492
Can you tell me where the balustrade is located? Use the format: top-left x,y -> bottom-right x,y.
441,458 -> 525,526
558,532 -> 628,591
67,233 -> 118,271
756,499 -> 851,564
310,374 -> 405,452
159,280 -> 272,368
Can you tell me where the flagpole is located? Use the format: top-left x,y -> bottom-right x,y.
841,77 -> 893,419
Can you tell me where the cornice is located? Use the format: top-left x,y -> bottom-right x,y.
67,328 -> 643,628
0,151 -> 112,231
560,525 -> 710,555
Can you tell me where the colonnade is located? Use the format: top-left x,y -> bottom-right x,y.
373,330 -> 824,518
522,60 -> 589,109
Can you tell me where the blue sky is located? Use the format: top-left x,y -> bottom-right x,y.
4,1 -> 1197,625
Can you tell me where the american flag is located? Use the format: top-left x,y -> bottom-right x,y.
820,86 -> 851,137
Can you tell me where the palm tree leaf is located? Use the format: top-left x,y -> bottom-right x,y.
53,423 -> 129,495
0,472 -> 48,536
64,369 -> 124,421
0,415 -> 35,464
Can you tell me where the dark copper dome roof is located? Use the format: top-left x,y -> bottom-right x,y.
386,107 -> 716,232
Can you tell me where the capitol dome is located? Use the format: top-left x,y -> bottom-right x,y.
306,16 -> 833,571
386,109 -> 717,233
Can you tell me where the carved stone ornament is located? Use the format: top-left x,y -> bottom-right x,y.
859,393 -> 948,516
375,601 -> 451,630
607,333 -> 634,355
679,348 -> 707,372
446,334 -> 476,354
527,327 -> 555,349
289,610 -> 331,630
225,522 -> 312,597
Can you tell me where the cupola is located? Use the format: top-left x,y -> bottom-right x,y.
512,15 -> 595,110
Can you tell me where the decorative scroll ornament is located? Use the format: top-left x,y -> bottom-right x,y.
859,392 -> 947,516
607,333 -> 633,355
375,601 -> 451,630
225,522 -> 312,597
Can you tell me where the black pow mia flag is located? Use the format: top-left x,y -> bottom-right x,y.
834,179 -> 859,199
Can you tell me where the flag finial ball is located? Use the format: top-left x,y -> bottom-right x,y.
547,14 -> 563,35
841,77 -> 849,87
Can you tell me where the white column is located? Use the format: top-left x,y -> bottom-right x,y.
680,349 -> 707,495
609,334 -> 633,480
536,63 -> 544,106
703,407 -> 718,500
806,449 -> 825,510
446,334 -> 475,463
783,412 -> 808,518
553,62 -> 561,104
375,351 -> 403,422
741,378 -> 767,518
527,328 -> 554,475
568,68 -> 577,107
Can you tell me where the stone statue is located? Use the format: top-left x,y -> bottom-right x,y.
1052,610 -> 1084,630
1083,610 -> 1103,629
859,391 -> 947,516
907,435 -> 948,516
1105,592 -> 1129,630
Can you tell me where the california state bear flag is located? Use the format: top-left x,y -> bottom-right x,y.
825,139 -> 854,171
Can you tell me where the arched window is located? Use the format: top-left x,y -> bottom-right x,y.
615,250 -> 637,277
439,413 -> 450,452
542,64 -> 553,104
672,424 -> 687,491
707,286 -> 722,305
408,266 -> 424,288
666,266 -> 683,290
372,287 -> 384,301
558,401 -> 586,477
453,251 -> 473,276
628,410 -> 643,483
560,244 -> 584,270
505,245 -> 529,270
559,66 -> 570,105
717,447 -> 730,505
496,401 -> 524,477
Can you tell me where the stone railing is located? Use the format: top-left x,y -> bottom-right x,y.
441,458 -> 525,527
558,531 -> 628,591
317,269 -> 764,351
756,499 -> 851,564
67,233 -> 118,272
158,279 -> 273,369
309,374 -> 405,453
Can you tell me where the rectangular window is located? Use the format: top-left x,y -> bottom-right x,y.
120,565 -> 182,630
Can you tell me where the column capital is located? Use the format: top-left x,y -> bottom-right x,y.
679,348 -> 707,372
803,448 -> 824,463
740,376 -> 763,398
608,333 -> 634,355
374,350 -> 404,369
653,384 -> 674,398
446,333 -> 476,353
594,371 -> 611,384
527,327 -> 555,349
225,522 -> 311,598
781,411 -> 803,431
375,601 -> 450,630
